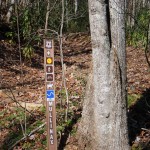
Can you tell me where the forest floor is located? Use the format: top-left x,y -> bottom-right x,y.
0,33 -> 150,150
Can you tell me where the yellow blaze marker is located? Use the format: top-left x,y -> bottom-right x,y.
47,57 -> 53,64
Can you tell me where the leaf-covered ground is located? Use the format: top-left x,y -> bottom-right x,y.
0,33 -> 150,150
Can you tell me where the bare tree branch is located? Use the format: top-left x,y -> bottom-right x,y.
8,122 -> 46,150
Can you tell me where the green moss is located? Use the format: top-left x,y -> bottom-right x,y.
40,106 -> 46,114
127,94 -> 141,107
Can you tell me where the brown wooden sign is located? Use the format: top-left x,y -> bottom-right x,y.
44,39 -> 57,150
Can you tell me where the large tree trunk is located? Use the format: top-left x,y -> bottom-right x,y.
77,0 -> 130,149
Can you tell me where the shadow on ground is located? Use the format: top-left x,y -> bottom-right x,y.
128,89 -> 150,149
58,109 -> 81,150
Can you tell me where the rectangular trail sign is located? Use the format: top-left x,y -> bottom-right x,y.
47,90 -> 55,101
44,39 -> 57,150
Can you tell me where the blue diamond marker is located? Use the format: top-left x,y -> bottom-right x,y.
47,90 -> 55,101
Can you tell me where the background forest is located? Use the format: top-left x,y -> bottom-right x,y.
0,0 -> 150,150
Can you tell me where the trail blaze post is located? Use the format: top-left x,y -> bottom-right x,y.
44,39 -> 57,150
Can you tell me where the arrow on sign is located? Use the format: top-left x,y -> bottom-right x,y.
47,51 -> 50,56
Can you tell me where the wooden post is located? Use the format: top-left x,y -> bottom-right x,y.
44,39 -> 57,150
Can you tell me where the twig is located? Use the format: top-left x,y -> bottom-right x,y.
8,122 -> 46,150
4,88 -> 35,116
19,118 -> 25,137
8,136 -> 25,150
44,0 -> 50,35
28,122 -> 46,136
16,0 -> 28,140
141,128 -> 150,132
59,0 -> 69,122
25,102 -> 27,136
39,28 -> 59,38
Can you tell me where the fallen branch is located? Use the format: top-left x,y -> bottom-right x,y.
8,122 -> 46,150
141,128 -> 150,132
28,122 -> 46,136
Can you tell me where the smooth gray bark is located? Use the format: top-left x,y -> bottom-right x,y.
6,0 -> 15,23
74,0 -> 78,15
78,0 -> 130,149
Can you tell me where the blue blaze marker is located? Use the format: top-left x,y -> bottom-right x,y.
47,90 -> 55,101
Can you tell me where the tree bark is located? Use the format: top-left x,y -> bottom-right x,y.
6,0 -> 15,23
77,0 -> 130,149
74,0 -> 78,15
44,0 -> 50,35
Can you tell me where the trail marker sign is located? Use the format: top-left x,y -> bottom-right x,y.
45,40 -> 52,49
46,57 -> 53,64
47,90 -> 55,101
46,66 -> 53,73
44,39 -> 57,150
